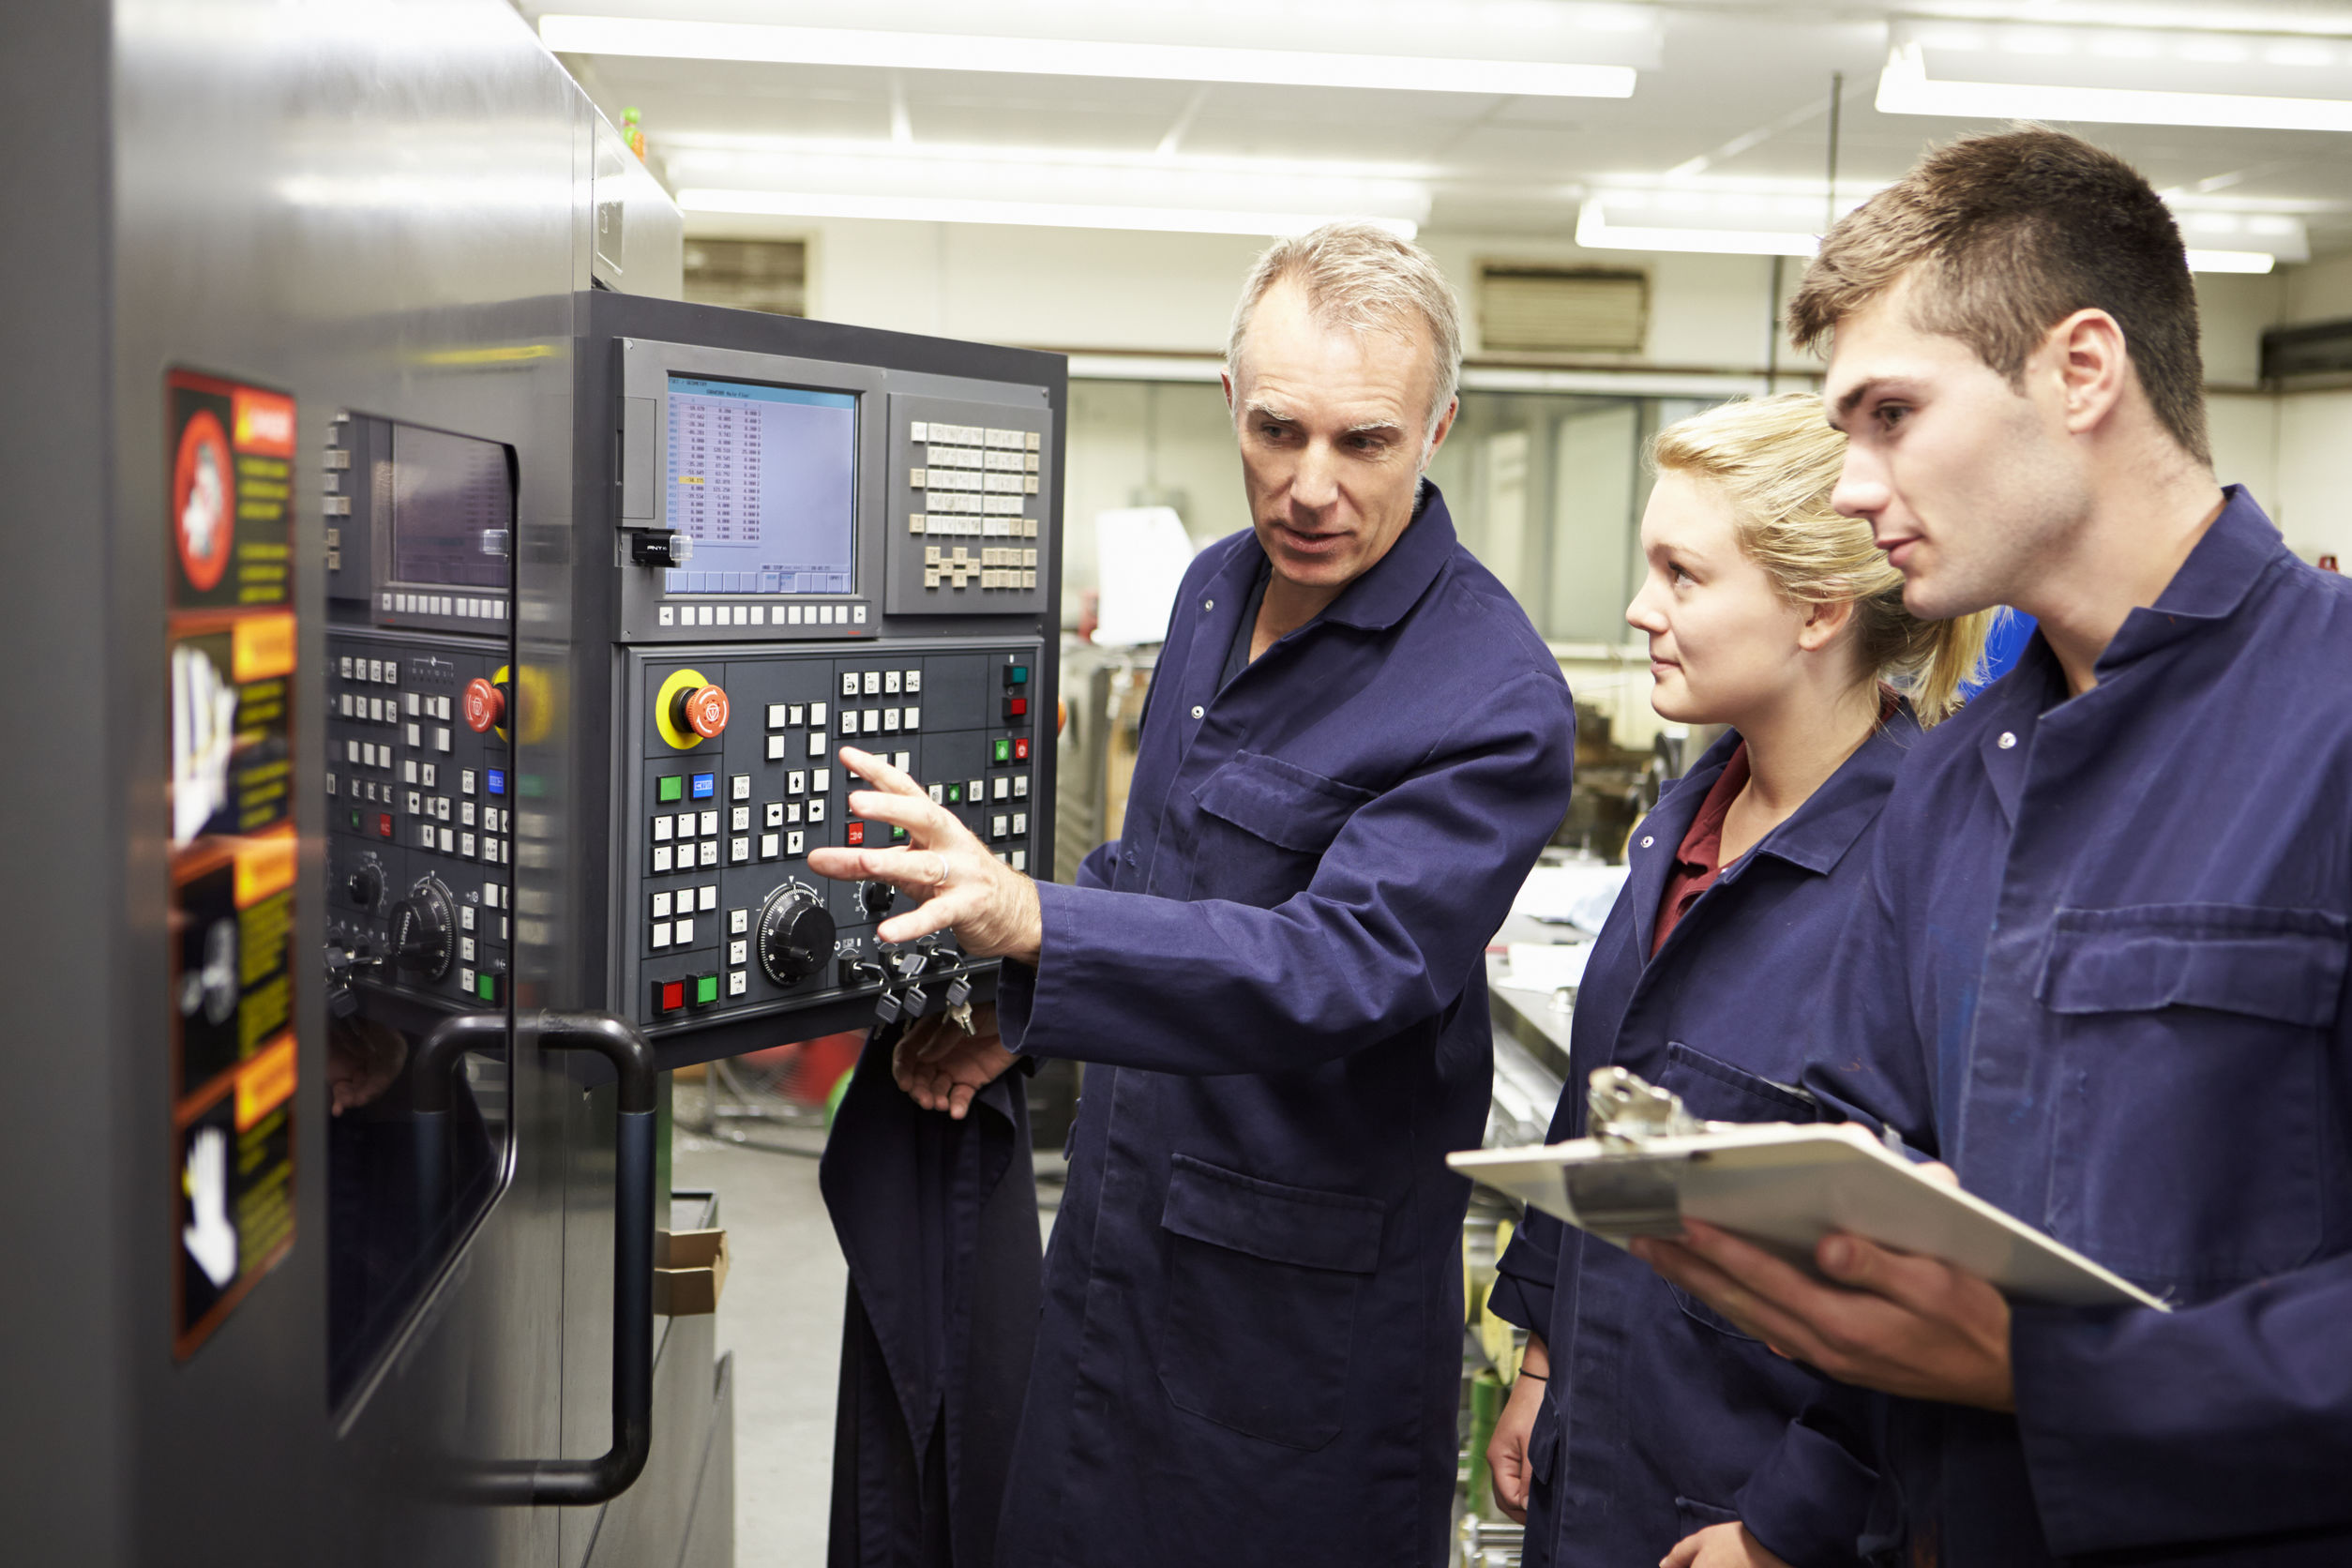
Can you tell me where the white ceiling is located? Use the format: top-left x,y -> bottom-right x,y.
532,1 -> 2352,256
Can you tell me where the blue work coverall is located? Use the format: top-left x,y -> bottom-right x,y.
1806,489 -> 2352,1565
1491,716 -> 1909,1568
991,486 -> 1577,1566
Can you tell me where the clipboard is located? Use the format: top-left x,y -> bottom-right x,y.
1450,1069 -> 2167,1312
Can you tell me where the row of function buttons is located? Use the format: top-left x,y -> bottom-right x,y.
339,690 -> 459,724
374,590 -> 505,621
339,654 -> 461,686
911,469 -> 1040,497
332,760 -> 503,805
923,445 -> 1040,475
925,547 -> 1037,594
909,422 -> 1040,451
652,972 -> 745,1014
657,602 -> 867,629
335,807 -> 510,863
908,511 -> 1038,532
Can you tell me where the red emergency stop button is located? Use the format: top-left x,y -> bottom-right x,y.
671,683 -> 730,739
463,677 -> 505,733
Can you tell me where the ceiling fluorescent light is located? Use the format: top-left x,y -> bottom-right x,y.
537,14 -> 1636,98
2183,249 -> 2276,273
1576,200 -> 1817,257
1877,36 -> 2352,132
675,188 -> 1417,239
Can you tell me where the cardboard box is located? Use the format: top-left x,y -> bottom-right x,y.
653,1227 -> 729,1316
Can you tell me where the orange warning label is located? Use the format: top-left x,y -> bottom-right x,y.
234,1033 -> 297,1132
231,612 -> 296,683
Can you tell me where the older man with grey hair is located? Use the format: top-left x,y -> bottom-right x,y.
811,221 -> 1576,1564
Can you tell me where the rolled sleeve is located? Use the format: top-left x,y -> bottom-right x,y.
1734,1399 -> 1880,1568
1486,1211 -> 1566,1334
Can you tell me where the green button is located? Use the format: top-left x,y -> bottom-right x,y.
892,825 -> 909,844
694,973 -> 719,1005
946,784 -> 963,804
657,776 -> 684,804
1009,665 -> 1030,686
993,739 -> 1012,764
476,973 -> 495,1001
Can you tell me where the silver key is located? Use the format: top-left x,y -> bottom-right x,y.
948,1000 -> 976,1035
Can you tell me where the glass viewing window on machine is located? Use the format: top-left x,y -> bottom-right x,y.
664,374 -> 856,596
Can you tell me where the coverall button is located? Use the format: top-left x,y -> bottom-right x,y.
1640,835 -> 1654,849
1191,705 -> 1204,719
1998,731 -> 2017,749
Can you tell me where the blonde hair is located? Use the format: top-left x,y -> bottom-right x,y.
1228,221 -> 1464,442
1650,393 -> 1993,723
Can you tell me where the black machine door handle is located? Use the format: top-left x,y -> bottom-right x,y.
415,1009 -> 657,1506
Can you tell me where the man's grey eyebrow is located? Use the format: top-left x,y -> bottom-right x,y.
1345,418 -> 1404,437
1243,399 -> 1296,422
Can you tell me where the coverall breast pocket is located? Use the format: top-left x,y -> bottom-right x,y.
1187,751 -> 1374,908
1656,1043 -> 1821,1337
1156,1153 -> 1386,1451
2038,903 -> 2345,1286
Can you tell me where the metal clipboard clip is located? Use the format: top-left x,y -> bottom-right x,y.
1587,1066 -> 1714,1151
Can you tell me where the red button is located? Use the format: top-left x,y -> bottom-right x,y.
658,980 -> 685,1013
377,813 -> 393,838
463,677 -> 505,733
684,684 -> 730,738
1007,697 -> 1028,717
846,822 -> 866,846
1014,738 -> 1031,761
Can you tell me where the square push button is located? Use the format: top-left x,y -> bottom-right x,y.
1005,697 -> 1028,719
1014,738 -> 1031,761
693,972 -> 720,1006
992,738 -> 1012,765
1004,665 -> 1029,687
657,776 -> 685,805
656,979 -> 686,1015
690,773 -> 716,800
846,822 -> 867,847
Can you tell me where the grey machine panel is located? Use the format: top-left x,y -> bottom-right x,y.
579,293 -> 1066,1063
1,2 -> 727,1564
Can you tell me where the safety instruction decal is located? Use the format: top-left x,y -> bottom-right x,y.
167,369 -> 299,1359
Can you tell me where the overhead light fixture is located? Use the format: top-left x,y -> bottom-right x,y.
1576,189 -> 1862,257
676,188 -> 1416,239
1877,21 -> 2352,132
535,12 -> 1644,98
660,138 -> 1429,239
1576,185 -> 2304,272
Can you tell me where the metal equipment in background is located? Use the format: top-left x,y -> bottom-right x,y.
2,3 -> 1058,1562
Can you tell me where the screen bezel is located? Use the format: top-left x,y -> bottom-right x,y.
618,338 -> 892,622
658,371 -> 859,599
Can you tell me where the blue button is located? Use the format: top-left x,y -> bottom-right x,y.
486,768 -> 506,796
690,773 -> 716,799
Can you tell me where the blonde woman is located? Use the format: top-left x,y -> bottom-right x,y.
1484,394 -> 1993,1568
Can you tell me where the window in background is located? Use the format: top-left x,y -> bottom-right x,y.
681,237 -> 807,317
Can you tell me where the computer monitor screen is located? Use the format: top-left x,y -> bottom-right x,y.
664,375 -> 856,596
390,425 -> 510,589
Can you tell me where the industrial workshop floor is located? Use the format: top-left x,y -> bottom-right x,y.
674,1108 -> 1064,1565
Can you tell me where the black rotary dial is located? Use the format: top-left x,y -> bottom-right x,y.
758,884 -> 837,987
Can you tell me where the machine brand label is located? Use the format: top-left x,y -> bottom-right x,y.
165,369 -> 299,1360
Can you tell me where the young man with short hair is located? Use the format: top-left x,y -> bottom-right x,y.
1637,128 -> 2352,1567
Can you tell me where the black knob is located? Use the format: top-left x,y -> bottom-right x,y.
858,880 -> 896,920
346,865 -> 382,910
387,881 -> 455,982
758,885 -> 837,987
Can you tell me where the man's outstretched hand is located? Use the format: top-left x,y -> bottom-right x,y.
893,1002 -> 1016,1120
807,746 -> 1044,965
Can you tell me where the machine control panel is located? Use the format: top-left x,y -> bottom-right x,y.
624,640 -> 1038,1033
323,411 -> 516,1016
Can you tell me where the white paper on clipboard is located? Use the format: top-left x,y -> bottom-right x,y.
1450,1122 -> 2167,1311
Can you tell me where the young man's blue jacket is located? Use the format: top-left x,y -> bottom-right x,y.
1491,713 -> 1916,1568
989,485 -> 1577,1567
1802,488 -> 2352,1565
